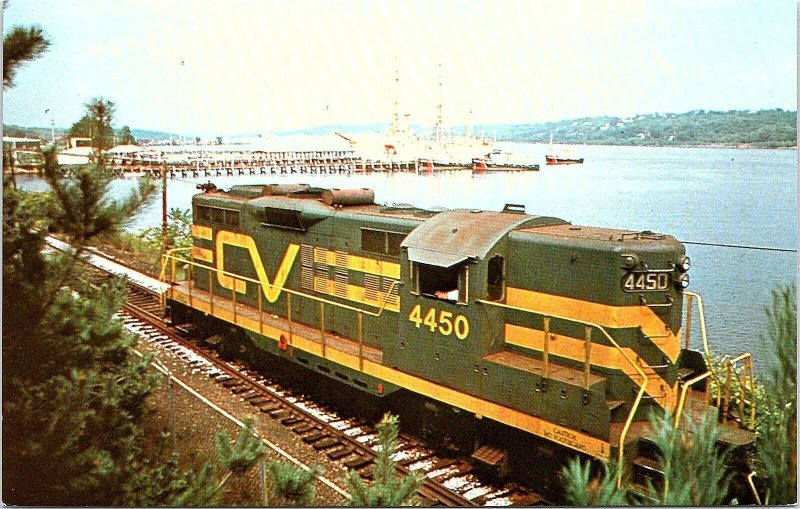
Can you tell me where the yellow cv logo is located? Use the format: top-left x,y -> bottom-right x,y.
215,231 -> 299,303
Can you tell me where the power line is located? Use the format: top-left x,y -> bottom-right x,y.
681,240 -> 797,253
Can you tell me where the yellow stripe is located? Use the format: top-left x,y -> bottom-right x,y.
215,231 -> 299,302
506,287 -> 680,363
192,224 -> 213,240
346,254 -> 401,279
172,291 -> 611,460
505,324 -> 677,408
312,277 -> 400,312
192,246 -> 213,263
313,247 -> 400,279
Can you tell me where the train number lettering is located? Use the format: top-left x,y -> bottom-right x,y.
408,304 -> 469,340
622,271 -> 670,292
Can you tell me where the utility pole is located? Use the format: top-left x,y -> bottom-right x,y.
46,108 -> 55,145
434,63 -> 443,146
161,159 -> 168,258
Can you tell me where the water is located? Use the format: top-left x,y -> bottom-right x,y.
18,143 -> 796,369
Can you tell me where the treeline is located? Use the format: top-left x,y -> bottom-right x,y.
3,123 -> 171,146
482,108 -> 797,147
6,109 -> 797,148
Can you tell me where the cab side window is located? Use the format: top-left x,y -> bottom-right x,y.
415,262 -> 468,304
487,255 -> 505,301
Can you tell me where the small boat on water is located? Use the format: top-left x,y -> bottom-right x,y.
545,134 -> 584,165
545,154 -> 584,165
471,156 -> 539,173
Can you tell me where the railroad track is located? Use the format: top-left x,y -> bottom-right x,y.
63,241 -> 545,506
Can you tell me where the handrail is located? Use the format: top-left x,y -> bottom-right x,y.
158,247 -> 192,310
160,251 -> 399,319
747,472 -> 762,505
722,352 -> 756,429
674,371 -> 711,426
476,298 -> 647,487
683,291 -> 720,383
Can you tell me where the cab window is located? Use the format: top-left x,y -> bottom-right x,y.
415,262 -> 468,304
487,255 -> 505,301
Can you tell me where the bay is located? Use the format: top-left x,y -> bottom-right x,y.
18,143 -> 796,370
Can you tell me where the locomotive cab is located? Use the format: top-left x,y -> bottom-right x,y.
383,208 -> 567,394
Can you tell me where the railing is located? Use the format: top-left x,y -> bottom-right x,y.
158,247 -> 192,311
476,299 -> 646,488
680,291 -> 756,430
674,371 -> 711,426
721,353 -> 757,430
159,251 -> 397,372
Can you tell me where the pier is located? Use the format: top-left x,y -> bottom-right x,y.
103,149 -> 484,178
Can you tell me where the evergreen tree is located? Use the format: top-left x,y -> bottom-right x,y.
2,23 -> 50,88
213,418 -> 266,489
1,169 -> 160,503
69,114 -> 93,139
561,457 -> 628,506
343,413 -> 423,506
755,284 -> 797,504
0,106 -> 218,504
266,460 -> 321,506
561,411 -> 731,505
85,97 -> 116,154
646,410 -> 732,505
118,125 -> 137,145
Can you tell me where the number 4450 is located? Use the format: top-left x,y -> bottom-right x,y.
408,304 -> 469,340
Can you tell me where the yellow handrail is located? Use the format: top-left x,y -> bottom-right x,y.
674,371 -> 711,426
476,298 -> 647,487
722,352 -> 756,429
158,247 -> 192,310
683,291 -> 720,384
160,251 -> 399,319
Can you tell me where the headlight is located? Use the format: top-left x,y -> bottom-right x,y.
622,254 -> 638,268
679,256 -> 691,272
677,274 -> 690,289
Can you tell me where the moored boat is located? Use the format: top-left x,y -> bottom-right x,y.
545,154 -> 584,165
545,134 -> 584,165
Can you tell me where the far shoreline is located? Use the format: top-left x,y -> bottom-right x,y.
500,141 -> 797,150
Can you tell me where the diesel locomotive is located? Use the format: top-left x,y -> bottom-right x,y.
164,183 -> 755,492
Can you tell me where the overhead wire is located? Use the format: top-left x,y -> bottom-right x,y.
681,240 -> 796,253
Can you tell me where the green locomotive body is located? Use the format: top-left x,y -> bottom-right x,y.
167,183 -> 752,465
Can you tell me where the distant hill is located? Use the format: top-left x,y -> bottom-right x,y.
5,109 -> 796,148
474,109 -> 797,148
3,124 -> 178,143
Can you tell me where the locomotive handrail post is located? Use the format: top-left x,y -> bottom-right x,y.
320,302 -> 326,358
584,326 -> 592,390
722,361 -> 732,424
683,291 -> 719,385
170,257 -> 176,300
258,289 -> 263,335
684,293 -> 694,350
724,352 -> 756,429
674,371 -> 711,426
358,312 -> 364,371
209,269 -> 214,315
188,262 -> 193,308
287,293 -> 293,345
232,282 -> 237,325
542,316 -> 551,379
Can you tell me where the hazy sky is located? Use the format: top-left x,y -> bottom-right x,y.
2,0 -> 797,136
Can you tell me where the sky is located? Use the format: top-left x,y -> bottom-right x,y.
2,0 -> 797,136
